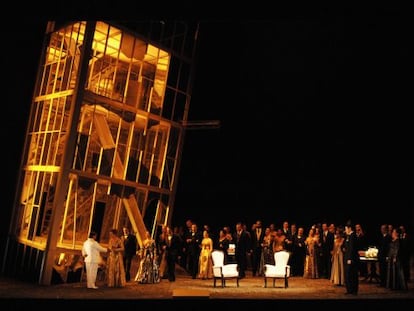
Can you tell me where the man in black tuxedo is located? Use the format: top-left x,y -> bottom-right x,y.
378,224 -> 392,287
166,226 -> 182,282
343,220 -> 360,295
234,222 -> 251,278
250,220 -> 265,276
185,223 -> 202,279
121,227 -> 138,282
292,226 -> 307,276
320,222 -> 334,279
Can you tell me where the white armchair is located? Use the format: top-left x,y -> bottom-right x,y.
211,250 -> 239,287
264,250 -> 290,288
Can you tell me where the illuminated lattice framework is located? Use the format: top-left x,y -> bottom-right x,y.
7,21 -> 198,284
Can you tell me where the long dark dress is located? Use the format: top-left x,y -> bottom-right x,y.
386,238 -> 407,290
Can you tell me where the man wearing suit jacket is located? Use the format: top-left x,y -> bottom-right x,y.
166,226 -> 182,282
292,226 -> 307,276
234,222 -> 251,278
250,220 -> 265,276
82,231 -> 108,289
378,224 -> 392,287
320,222 -> 335,279
121,227 -> 138,282
185,223 -> 202,279
343,221 -> 360,295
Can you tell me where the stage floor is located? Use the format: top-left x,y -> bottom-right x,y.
1,270 -> 413,307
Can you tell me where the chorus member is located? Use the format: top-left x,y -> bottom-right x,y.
81,231 -> 108,289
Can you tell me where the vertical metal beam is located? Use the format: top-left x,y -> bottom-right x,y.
39,21 -> 96,285
2,21 -> 51,275
167,22 -> 200,226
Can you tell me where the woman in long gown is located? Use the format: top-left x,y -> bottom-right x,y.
198,230 -> 213,279
386,228 -> 407,290
330,226 -> 345,286
303,227 -> 319,279
135,231 -> 160,284
258,227 -> 274,276
106,229 -> 126,287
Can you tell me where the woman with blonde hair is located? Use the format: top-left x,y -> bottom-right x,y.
303,227 -> 319,279
198,230 -> 213,279
135,231 -> 160,283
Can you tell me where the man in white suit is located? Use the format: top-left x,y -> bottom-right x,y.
82,231 -> 108,289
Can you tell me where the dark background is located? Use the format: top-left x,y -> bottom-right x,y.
3,7 -> 413,246
172,10 -> 413,239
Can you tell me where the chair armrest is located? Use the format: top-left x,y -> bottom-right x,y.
213,266 -> 222,277
264,264 -> 277,275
